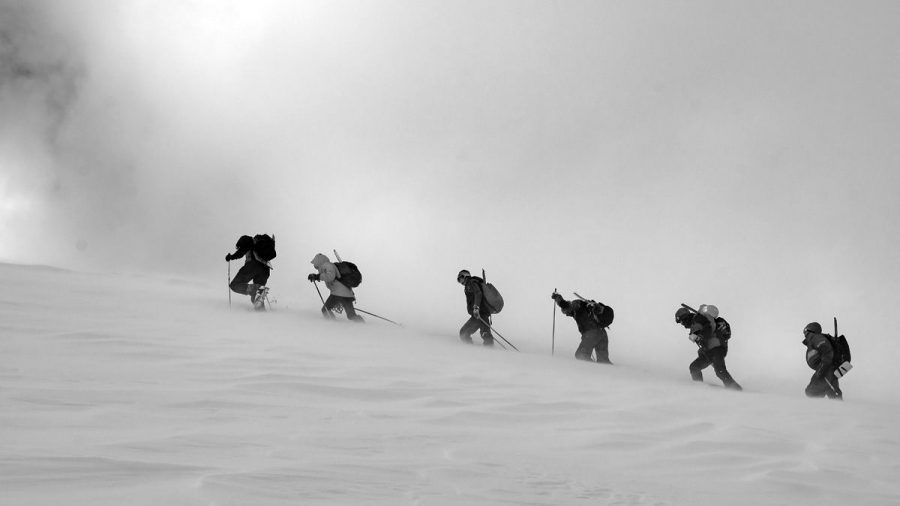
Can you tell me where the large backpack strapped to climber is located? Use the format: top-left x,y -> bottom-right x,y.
253,234 -> 277,262
680,303 -> 730,343
480,269 -> 504,314
830,317 -> 853,378
335,261 -> 362,288
574,292 -> 614,328
331,249 -> 362,288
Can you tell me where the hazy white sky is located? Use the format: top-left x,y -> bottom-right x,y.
1,1 -> 899,369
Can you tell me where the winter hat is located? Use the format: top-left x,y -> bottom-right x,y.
804,322 -> 822,335
457,269 -> 471,281
675,307 -> 692,323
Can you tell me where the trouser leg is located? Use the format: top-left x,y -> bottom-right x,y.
478,314 -> 493,346
805,375 -> 829,398
689,352 -> 711,382
339,297 -> 363,322
322,295 -> 339,318
230,263 -> 256,296
576,329 -> 601,361
459,317 -> 482,343
709,347 -> 741,390
807,374 -> 841,399
593,328 -> 610,363
252,264 -> 270,286
230,261 -> 269,302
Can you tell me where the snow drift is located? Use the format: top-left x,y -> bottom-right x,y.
1,262 -> 898,505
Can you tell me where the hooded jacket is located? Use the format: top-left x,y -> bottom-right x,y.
686,313 -> 723,351
803,332 -> 835,379
311,253 -> 354,298
231,235 -> 273,269
555,298 -> 606,334
463,276 -> 486,315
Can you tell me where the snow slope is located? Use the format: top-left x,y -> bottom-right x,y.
1,262 -> 899,505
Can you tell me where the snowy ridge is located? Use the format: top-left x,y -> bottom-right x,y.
1,263 -> 899,505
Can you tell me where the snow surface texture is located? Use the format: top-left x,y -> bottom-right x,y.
2,262 -> 899,505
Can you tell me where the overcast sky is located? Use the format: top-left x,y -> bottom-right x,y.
2,0 -> 899,374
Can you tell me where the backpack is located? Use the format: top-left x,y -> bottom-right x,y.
253,234 -> 276,261
481,281 -> 504,314
714,317 -> 731,341
335,261 -> 362,288
829,334 -> 851,366
477,269 -> 504,314
590,302 -> 614,328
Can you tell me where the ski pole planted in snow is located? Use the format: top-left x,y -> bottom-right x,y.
552,288 -> 557,355
477,316 -> 519,352
227,261 -> 232,309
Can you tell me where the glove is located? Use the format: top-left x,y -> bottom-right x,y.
551,293 -> 561,301
472,306 -> 480,317
225,253 -> 233,261
307,273 -> 319,282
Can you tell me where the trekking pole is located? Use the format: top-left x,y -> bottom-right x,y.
484,314 -> 509,350
551,288 -> 557,355
312,280 -> 326,306
477,316 -> 519,351
483,315 -> 508,350
354,307 -> 403,327
824,377 -> 841,398
227,261 -> 232,309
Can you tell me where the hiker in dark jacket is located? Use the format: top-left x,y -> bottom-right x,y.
802,322 -> 842,400
552,293 -> 611,363
226,234 -> 274,310
675,305 -> 742,390
457,269 -> 493,346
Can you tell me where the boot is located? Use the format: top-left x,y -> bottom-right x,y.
254,286 -> 268,310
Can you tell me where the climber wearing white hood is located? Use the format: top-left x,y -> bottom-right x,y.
308,253 -> 363,322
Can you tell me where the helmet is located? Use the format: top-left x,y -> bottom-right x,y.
803,322 -> 822,335
675,307 -> 691,323
699,304 -> 719,319
457,269 -> 471,283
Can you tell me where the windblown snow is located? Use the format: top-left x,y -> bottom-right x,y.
1,263 -> 898,505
